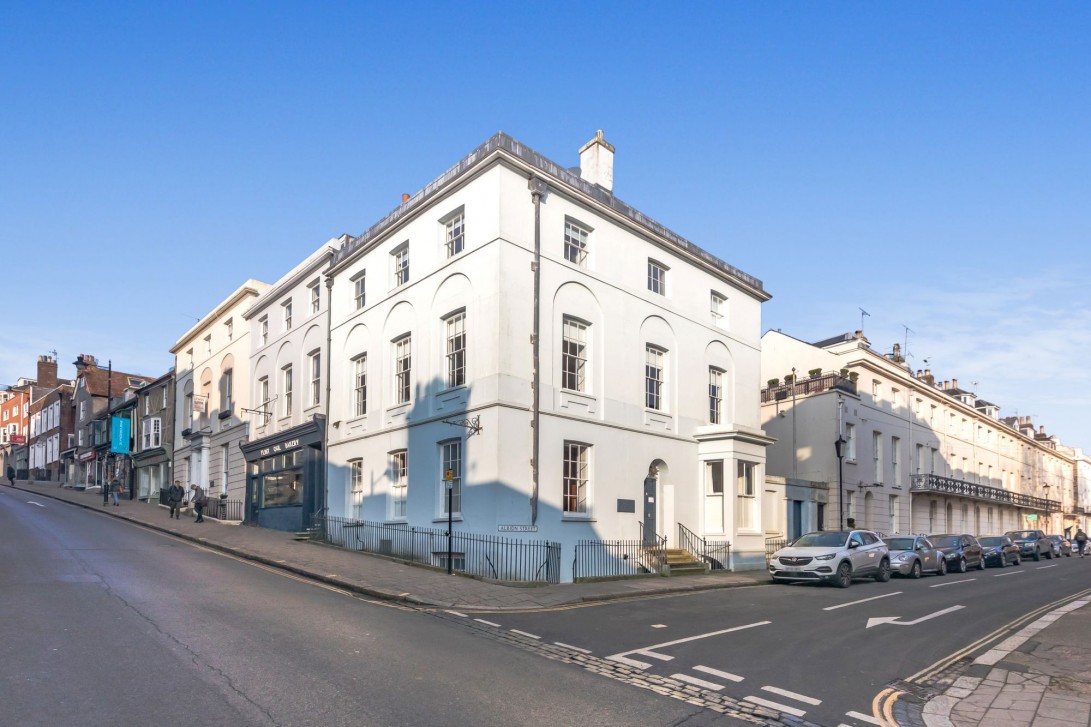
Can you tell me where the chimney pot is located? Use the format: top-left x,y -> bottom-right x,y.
952,378 -> 958,389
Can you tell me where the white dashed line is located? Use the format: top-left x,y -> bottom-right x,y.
445,610 -> 468,617
474,618 -> 501,627
651,624 -> 667,628
846,710 -> 882,725
693,665 -> 744,682
743,695 -> 806,717
993,571 -> 1023,577
510,629 -> 540,640
606,620 -> 770,670
1036,564 -> 1058,570
671,673 -> 725,691
823,591 -> 902,611
761,686 -> 821,705
637,650 -> 673,661
930,578 -> 976,588
554,642 -> 591,654
607,654 -> 653,669
26,501 -> 44,507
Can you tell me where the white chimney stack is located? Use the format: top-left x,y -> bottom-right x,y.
579,130 -> 615,192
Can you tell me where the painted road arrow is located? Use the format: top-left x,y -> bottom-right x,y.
866,605 -> 964,629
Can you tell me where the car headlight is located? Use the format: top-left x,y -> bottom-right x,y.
814,553 -> 835,561
894,553 -> 910,561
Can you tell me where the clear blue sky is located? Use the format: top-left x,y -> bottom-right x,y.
2,3 -> 1089,448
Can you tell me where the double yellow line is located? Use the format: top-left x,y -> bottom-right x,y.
872,586 -> 1091,726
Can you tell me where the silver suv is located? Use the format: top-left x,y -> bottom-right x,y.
769,530 -> 891,588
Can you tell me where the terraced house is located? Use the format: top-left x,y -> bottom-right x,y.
321,131 -> 773,581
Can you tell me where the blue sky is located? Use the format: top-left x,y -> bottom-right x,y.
2,3 -> 1089,447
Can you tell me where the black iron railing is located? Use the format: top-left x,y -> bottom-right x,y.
638,522 -> 667,574
320,516 -> 561,584
910,474 -> 1061,512
761,372 -> 857,403
765,536 -> 788,559
677,523 -> 731,570
205,499 -> 244,521
572,539 -> 652,580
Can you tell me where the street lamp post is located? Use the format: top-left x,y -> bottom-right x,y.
834,436 -> 846,531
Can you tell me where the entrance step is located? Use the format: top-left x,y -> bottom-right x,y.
662,548 -> 710,576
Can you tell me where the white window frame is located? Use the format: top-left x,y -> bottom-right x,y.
352,354 -> 367,417
443,208 -> 465,258
309,281 -> 320,315
561,316 -> 589,393
737,460 -> 757,531
282,365 -> 293,417
309,351 -> 321,407
393,335 -> 412,405
710,291 -> 726,327
350,459 -> 364,517
440,439 -> 462,516
352,270 -> 366,310
563,218 -> 590,267
444,311 -> 466,389
892,436 -> 901,486
562,441 -> 591,516
647,259 -> 668,296
873,431 -> 883,484
392,243 -> 410,287
259,376 -> 270,417
282,300 -> 293,331
225,318 -> 233,342
708,367 -> 724,424
845,422 -> 857,461
390,450 -> 407,519
204,334 -> 212,357
645,345 -> 666,411
260,316 -> 269,346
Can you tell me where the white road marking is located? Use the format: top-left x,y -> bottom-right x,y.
993,571 -> 1023,577
26,501 -> 44,507
510,629 -> 540,640
975,599 -> 1091,665
474,618 -> 501,627
823,591 -> 902,611
554,642 -> 591,654
866,605 -> 965,629
930,578 -> 976,588
671,673 -> 725,691
1037,564 -> 1058,570
606,620 -> 770,670
846,710 -> 882,725
651,624 -> 667,628
743,695 -> 806,717
637,650 -> 673,661
693,665 -> 744,682
761,685 -> 821,705
445,610 -> 468,617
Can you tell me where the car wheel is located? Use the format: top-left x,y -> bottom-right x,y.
835,561 -> 852,588
1015,554 -> 1021,565
936,558 -> 947,576
977,556 -> 986,571
875,559 -> 891,583
910,560 -> 922,579
1033,549 -> 1041,562
955,557 -> 967,573
1047,549 -> 1054,559
999,553 -> 1007,568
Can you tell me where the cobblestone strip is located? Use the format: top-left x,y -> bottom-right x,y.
428,611 -> 824,727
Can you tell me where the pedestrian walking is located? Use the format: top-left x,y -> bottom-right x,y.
190,483 -> 206,523
110,477 -> 122,507
1076,528 -> 1088,558
6,464 -> 14,486
166,480 -> 186,519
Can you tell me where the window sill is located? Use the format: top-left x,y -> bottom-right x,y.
562,516 -> 595,522
384,518 -> 408,525
433,516 -> 463,523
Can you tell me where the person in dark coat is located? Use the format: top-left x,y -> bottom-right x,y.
6,465 -> 14,486
166,480 -> 186,519
190,483 -> 206,523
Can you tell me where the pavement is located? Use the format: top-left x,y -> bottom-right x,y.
9,479 -> 1091,726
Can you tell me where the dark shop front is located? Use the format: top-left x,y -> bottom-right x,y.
240,417 -> 325,533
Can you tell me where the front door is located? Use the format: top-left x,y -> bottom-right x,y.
791,500 -> 804,541
643,477 -> 657,545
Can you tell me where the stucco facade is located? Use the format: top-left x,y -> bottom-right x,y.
322,132 -> 772,580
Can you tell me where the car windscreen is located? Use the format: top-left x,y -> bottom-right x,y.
932,536 -> 960,548
884,537 -> 915,550
978,537 -> 1003,546
793,532 -> 848,548
1007,531 -> 1034,540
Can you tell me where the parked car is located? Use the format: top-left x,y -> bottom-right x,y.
929,533 -> 985,573
768,530 -> 890,588
882,534 -> 947,578
978,535 -> 1022,567
1006,529 -> 1052,561
1046,535 -> 1072,557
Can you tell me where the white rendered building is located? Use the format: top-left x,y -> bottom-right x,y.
240,241 -> 339,531
323,132 -> 773,581
760,329 -> 1067,539
171,280 -> 269,501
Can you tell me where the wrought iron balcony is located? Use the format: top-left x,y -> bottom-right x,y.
910,474 -> 1061,512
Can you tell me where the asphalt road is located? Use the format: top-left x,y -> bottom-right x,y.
477,550 -> 1091,726
0,488 -> 746,727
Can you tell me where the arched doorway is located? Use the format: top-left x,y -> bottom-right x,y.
644,460 -> 671,545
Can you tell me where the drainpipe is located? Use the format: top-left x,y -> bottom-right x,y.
320,272 -> 334,525
529,176 -> 547,524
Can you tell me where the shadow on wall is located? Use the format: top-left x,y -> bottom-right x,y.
322,376 -> 648,582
